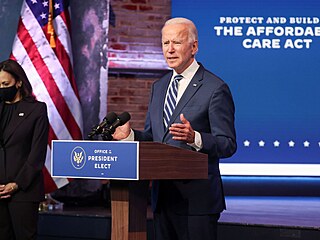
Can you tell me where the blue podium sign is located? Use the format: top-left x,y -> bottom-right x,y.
51,140 -> 139,180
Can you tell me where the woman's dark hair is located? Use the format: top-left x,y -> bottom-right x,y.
0,59 -> 35,101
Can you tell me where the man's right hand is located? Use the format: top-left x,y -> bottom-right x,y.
112,121 -> 131,140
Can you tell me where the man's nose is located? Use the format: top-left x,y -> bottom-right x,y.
168,43 -> 175,52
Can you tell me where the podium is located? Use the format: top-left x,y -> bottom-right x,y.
110,142 -> 208,240
51,140 -> 208,240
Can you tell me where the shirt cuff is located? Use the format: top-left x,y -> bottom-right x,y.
187,131 -> 203,151
122,129 -> 135,141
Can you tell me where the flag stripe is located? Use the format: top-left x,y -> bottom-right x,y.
53,14 -> 81,99
52,37 -> 79,100
54,12 -> 73,63
42,163 -> 58,194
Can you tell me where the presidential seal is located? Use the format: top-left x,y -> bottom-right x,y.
71,146 -> 86,169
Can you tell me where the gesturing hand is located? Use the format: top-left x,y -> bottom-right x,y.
169,113 -> 195,143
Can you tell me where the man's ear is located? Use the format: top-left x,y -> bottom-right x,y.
192,40 -> 198,56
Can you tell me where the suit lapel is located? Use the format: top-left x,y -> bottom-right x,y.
4,101 -> 34,142
163,65 -> 205,135
156,73 -> 173,133
0,103 -> 4,140
0,103 -> 3,118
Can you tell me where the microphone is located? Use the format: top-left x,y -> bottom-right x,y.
88,112 -> 118,139
103,112 -> 131,135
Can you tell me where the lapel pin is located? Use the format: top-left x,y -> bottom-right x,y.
19,113 -> 24,117
193,83 -> 197,87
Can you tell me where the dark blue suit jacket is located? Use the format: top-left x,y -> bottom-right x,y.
134,63 -> 236,215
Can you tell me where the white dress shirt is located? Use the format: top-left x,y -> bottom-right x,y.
169,59 -> 200,103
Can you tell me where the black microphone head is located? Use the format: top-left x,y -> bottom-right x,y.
87,112 -> 118,139
104,112 -> 118,125
118,112 -> 131,125
102,112 -> 131,135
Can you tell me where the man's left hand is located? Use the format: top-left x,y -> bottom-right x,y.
169,113 -> 195,143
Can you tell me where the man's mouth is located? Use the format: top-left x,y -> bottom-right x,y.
167,57 -> 178,60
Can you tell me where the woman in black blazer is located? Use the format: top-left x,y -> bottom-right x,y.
0,59 -> 49,240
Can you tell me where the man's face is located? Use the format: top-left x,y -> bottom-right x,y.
162,23 -> 198,74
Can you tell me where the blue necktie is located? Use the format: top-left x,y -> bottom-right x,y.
163,74 -> 183,128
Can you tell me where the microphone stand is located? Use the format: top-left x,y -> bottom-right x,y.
87,125 -> 113,208
101,128 -> 113,141
88,124 -> 113,141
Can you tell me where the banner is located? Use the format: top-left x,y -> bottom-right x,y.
172,0 -> 320,176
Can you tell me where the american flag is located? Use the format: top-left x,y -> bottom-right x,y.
10,0 -> 83,193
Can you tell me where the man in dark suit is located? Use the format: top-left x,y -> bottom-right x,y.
114,17 -> 236,240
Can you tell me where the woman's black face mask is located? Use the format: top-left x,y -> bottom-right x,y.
0,85 -> 18,102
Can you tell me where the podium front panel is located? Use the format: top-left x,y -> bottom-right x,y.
51,140 -> 139,180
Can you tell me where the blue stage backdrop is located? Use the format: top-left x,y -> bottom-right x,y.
172,0 -> 320,176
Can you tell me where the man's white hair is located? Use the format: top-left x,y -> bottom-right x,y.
163,17 -> 198,42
